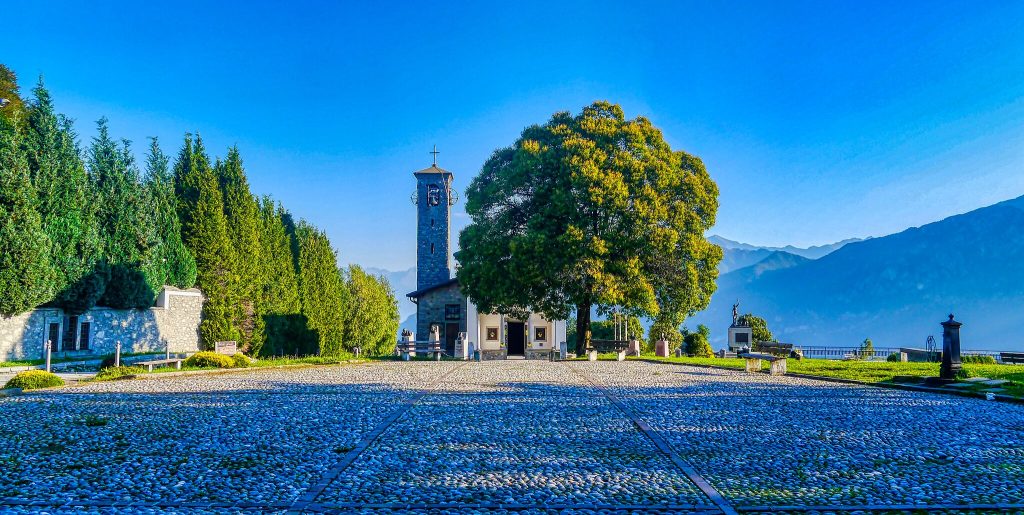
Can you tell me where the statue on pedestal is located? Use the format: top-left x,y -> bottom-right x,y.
732,300 -> 740,326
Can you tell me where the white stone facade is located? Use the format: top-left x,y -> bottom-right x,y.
0,286 -> 203,362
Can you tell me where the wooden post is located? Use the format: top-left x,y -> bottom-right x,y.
115,341 -> 121,367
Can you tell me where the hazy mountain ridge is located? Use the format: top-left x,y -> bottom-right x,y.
710,235 -> 864,259
693,196 -> 1024,351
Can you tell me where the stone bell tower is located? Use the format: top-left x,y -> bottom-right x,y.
411,146 -> 457,291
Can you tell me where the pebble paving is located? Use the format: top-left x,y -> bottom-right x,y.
0,359 -> 1022,514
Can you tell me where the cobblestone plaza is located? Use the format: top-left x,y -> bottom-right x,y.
1,360 -> 1022,514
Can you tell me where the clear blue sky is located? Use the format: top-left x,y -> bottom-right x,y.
3,1 -> 1023,270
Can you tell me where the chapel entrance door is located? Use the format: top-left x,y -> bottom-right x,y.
507,321 -> 525,356
444,323 -> 459,356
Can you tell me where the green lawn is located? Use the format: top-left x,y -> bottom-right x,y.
639,356 -> 1024,397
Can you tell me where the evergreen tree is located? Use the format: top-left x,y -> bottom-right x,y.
22,78 -> 104,313
174,134 -> 239,347
257,197 -> 303,356
217,146 -> 263,353
89,118 -> 157,309
143,137 -> 196,290
0,114 -> 55,315
343,265 -> 399,356
296,221 -> 348,357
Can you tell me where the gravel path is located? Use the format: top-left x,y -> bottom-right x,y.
1,359 -> 1022,514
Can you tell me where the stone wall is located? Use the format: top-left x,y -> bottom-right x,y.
0,287 -> 203,362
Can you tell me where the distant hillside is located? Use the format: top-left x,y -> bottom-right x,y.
693,196 -> 1024,351
709,235 -> 863,259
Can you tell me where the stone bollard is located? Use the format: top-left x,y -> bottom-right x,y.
655,339 -> 670,358
401,331 -> 415,361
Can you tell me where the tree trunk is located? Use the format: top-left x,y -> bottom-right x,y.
575,303 -> 591,356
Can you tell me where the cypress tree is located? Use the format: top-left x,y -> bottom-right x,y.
343,265 -> 399,356
0,113 -> 56,315
22,78 -> 104,313
295,221 -> 348,357
217,146 -> 263,353
143,137 -> 196,289
257,197 -> 302,356
89,118 -> 157,309
174,134 -> 239,347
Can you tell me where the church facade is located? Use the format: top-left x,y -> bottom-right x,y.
406,161 -> 566,360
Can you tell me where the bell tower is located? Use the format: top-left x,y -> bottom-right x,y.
411,147 -> 457,291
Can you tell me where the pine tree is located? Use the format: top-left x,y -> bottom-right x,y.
217,146 -> 264,353
89,118 -> 157,309
343,265 -> 399,356
257,197 -> 303,356
295,221 -> 348,357
0,113 -> 56,315
174,134 -> 239,347
22,78 -> 104,313
143,137 -> 196,289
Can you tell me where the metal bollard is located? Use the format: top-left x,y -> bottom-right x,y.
115,342 -> 122,367
45,341 -> 52,373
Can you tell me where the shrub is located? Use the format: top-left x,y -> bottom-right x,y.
99,354 -> 117,370
231,353 -> 252,368
886,352 -> 901,362
962,354 -> 996,365
4,370 -> 65,390
183,351 -> 234,369
94,366 -> 146,381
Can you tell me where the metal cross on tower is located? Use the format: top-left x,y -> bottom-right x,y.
430,145 -> 440,166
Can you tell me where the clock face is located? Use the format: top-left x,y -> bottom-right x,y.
427,184 -> 441,206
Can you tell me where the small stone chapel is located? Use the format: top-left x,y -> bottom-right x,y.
405,154 -> 566,360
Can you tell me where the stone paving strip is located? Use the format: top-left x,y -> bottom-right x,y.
575,360 -> 1024,509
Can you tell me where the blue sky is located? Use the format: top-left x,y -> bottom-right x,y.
3,1 -> 1023,270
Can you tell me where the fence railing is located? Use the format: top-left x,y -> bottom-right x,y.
796,346 -> 1004,360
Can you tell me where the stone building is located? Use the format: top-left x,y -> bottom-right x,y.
0,286 -> 203,362
406,160 -> 566,360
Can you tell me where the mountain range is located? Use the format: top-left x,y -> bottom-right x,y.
693,195 -> 1024,351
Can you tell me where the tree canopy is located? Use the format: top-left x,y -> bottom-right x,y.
740,313 -> 775,343
457,101 -> 721,353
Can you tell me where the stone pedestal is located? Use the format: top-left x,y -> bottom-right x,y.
940,314 -> 963,381
745,358 -> 761,373
627,339 -> 641,356
655,339 -> 670,358
728,325 -> 753,353
769,359 -> 787,375
588,350 -> 598,361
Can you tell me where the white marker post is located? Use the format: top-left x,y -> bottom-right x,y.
115,341 -> 122,367
44,340 -> 52,373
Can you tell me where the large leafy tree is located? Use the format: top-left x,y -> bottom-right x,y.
89,118 -> 157,309
295,221 -> 349,357
23,79 -> 104,313
174,134 -> 239,347
343,265 -> 399,356
143,137 -> 196,290
217,146 -> 264,352
0,65 -> 26,124
740,313 -> 775,343
457,101 -> 721,354
0,112 -> 56,315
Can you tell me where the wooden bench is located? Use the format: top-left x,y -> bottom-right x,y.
739,352 -> 787,375
755,342 -> 801,359
586,339 -> 630,361
398,341 -> 443,361
1000,352 -> 1024,365
135,358 -> 183,372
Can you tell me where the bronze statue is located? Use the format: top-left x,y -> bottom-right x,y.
732,300 -> 740,326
